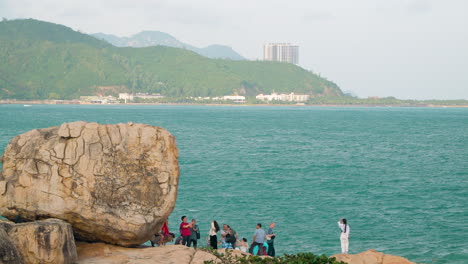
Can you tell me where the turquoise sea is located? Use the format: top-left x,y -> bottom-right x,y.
0,105 -> 466,264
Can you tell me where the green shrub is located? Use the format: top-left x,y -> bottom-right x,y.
202,249 -> 346,264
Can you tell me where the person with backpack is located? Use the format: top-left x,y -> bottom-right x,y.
338,218 -> 350,254
226,225 -> 238,249
188,218 -> 200,248
221,224 -> 234,249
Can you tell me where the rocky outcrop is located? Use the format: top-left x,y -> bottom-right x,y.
0,228 -> 23,264
76,243 -> 219,264
332,249 -> 416,264
77,244 -> 417,264
7,219 -> 77,264
0,218 -> 76,264
0,121 -> 179,246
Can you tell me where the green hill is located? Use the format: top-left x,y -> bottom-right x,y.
0,19 -> 342,100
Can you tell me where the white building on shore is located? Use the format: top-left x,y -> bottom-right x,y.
80,96 -> 119,104
119,93 -> 134,101
119,93 -> 164,102
212,95 -> 246,103
256,93 -> 309,102
222,95 -> 246,103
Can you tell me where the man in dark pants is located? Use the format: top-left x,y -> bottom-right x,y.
248,223 -> 266,255
266,222 -> 276,256
188,218 -> 199,248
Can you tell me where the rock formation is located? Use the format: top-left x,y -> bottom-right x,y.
0,218 -> 76,264
76,243 -> 222,264
77,244 -> 417,264
0,121 -> 179,246
0,226 -> 23,264
332,249 -> 416,264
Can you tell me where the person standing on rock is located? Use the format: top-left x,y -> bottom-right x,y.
224,225 -> 237,249
248,223 -> 266,255
180,216 -> 192,246
209,220 -> 220,249
266,222 -> 276,256
338,218 -> 350,254
188,219 -> 200,249
220,224 -> 233,249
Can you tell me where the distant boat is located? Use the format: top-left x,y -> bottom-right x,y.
23,104 -> 32,107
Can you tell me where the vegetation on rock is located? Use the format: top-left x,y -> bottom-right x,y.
202,249 -> 346,264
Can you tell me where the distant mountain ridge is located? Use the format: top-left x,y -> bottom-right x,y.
92,31 -> 245,60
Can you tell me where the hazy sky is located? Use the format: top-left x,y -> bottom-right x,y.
1,0 -> 467,99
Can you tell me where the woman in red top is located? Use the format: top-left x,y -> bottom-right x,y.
180,216 -> 192,246
151,220 -> 173,247
161,221 -> 169,237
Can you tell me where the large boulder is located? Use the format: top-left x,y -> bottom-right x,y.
7,219 -> 77,264
0,121 -> 179,246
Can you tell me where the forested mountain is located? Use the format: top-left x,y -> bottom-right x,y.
0,19 -> 342,100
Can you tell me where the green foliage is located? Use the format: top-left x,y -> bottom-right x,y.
0,19 -> 342,100
202,249 -> 346,264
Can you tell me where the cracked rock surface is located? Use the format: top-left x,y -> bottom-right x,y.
0,121 -> 179,246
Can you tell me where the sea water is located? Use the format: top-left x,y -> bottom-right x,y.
0,105 -> 466,264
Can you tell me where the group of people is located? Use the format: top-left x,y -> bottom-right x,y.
208,221 -> 277,256
152,216 -> 350,256
157,216 -> 277,256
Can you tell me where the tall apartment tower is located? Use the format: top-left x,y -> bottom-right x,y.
263,43 -> 299,64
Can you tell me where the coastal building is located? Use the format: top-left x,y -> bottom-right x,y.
190,97 -> 212,101
212,95 -> 246,103
263,43 -> 299,64
134,93 -> 164,100
222,95 -> 246,103
119,93 -> 134,101
79,96 -> 119,104
256,93 -> 309,102
119,93 -> 165,103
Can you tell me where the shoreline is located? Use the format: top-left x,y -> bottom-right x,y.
1,101 -> 468,108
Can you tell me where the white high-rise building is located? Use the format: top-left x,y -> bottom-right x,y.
263,43 -> 299,64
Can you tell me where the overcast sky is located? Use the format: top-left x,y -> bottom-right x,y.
1,0 -> 467,99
